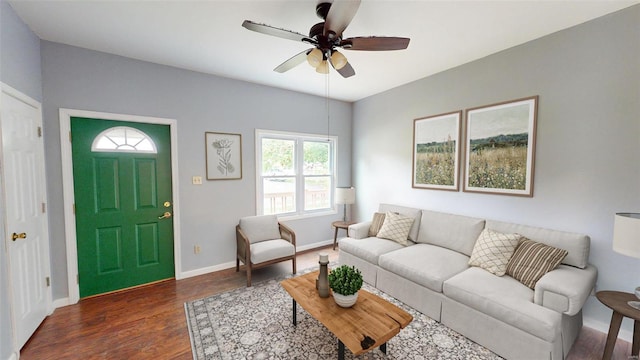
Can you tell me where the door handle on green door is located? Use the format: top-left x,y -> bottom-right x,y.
158,212 -> 172,219
12,232 -> 27,241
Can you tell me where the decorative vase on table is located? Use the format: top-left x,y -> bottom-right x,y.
333,292 -> 359,307
328,265 -> 363,308
316,253 -> 330,298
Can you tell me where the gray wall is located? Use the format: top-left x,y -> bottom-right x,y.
352,5 -> 640,337
3,0 -> 639,350
0,0 -> 41,102
41,41 -> 352,300
0,0 -> 42,358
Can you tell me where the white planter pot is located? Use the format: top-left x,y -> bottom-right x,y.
333,292 -> 358,308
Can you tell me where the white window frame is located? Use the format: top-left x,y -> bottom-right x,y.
91,126 -> 158,153
256,129 -> 338,219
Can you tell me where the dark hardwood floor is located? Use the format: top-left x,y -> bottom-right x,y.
20,246 -> 631,359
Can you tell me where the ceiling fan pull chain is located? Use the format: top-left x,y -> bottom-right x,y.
326,72 -> 331,141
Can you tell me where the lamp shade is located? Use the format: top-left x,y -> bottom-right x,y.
335,187 -> 355,205
316,60 -> 329,74
307,48 -> 323,68
330,50 -> 348,70
613,213 -> 640,259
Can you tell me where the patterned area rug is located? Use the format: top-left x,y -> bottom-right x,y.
184,267 -> 503,360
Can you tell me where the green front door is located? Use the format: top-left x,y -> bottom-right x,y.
71,117 -> 174,298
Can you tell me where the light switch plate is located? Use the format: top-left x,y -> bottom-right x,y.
192,176 -> 203,185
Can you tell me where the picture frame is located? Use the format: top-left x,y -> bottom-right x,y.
412,111 -> 462,191
205,132 -> 242,180
463,96 -> 538,196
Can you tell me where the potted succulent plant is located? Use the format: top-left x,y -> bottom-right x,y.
328,265 -> 363,308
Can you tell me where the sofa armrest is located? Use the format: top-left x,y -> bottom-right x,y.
348,221 -> 372,239
534,264 -> 597,316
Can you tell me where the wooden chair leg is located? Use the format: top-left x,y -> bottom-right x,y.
292,257 -> 297,274
246,263 -> 252,287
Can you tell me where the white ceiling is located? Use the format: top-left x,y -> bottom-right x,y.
8,0 -> 638,102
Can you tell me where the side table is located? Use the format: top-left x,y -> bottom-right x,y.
331,221 -> 355,250
596,290 -> 640,360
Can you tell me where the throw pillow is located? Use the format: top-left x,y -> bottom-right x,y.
468,228 -> 523,276
376,212 -> 414,246
368,212 -> 386,237
506,239 -> 568,289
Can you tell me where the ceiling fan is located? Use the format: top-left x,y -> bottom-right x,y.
242,0 -> 410,78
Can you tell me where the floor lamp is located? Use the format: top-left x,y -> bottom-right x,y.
335,187 -> 355,222
613,212 -> 640,309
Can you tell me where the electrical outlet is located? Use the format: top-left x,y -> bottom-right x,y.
194,245 -> 201,254
192,176 -> 203,185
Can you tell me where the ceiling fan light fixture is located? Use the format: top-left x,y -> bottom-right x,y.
316,60 -> 329,74
331,50 -> 348,70
307,48 -> 323,68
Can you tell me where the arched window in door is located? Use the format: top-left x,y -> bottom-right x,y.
91,126 -> 157,153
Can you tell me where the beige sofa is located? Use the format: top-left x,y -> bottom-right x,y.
338,204 -> 597,360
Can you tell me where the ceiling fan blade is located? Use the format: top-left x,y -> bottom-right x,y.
324,0 -> 361,38
274,49 -> 312,73
341,37 -> 410,51
329,58 -> 356,78
242,20 -> 308,43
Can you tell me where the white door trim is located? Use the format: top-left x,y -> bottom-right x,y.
59,108 -> 182,304
1,82 -> 52,353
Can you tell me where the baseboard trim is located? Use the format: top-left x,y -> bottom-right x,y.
178,240 -> 334,280
297,239 -> 333,252
180,261 -> 236,279
52,297 -> 71,309
583,318 -> 632,343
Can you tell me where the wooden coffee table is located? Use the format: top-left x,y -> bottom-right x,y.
281,271 -> 412,359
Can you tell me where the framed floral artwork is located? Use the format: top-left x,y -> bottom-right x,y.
463,96 -> 538,196
412,111 -> 462,191
205,132 -> 242,180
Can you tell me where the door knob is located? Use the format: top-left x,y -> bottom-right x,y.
12,232 -> 27,241
158,212 -> 172,219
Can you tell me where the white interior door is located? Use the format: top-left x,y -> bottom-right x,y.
1,84 -> 51,349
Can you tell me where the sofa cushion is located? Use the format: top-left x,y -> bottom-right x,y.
376,212 -> 414,246
339,237 -> 406,265
239,215 -> 281,244
378,244 -> 470,293
486,219 -> 589,269
368,212 -> 386,237
443,267 -> 562,342
469,229 -> 523,276
379,204 -> 422,242
250,239 -> 295,264
417,210 -> 486,256
506,240 -> 568,289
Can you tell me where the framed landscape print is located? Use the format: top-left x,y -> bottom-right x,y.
205,132 -> 242,180
412,111 -> 462,191
463,96 -> 538,196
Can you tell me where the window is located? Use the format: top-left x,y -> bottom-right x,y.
91,126 -> 157,153
256,129 -> 336,217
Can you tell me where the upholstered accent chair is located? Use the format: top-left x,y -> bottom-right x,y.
236,215 -> 297,287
